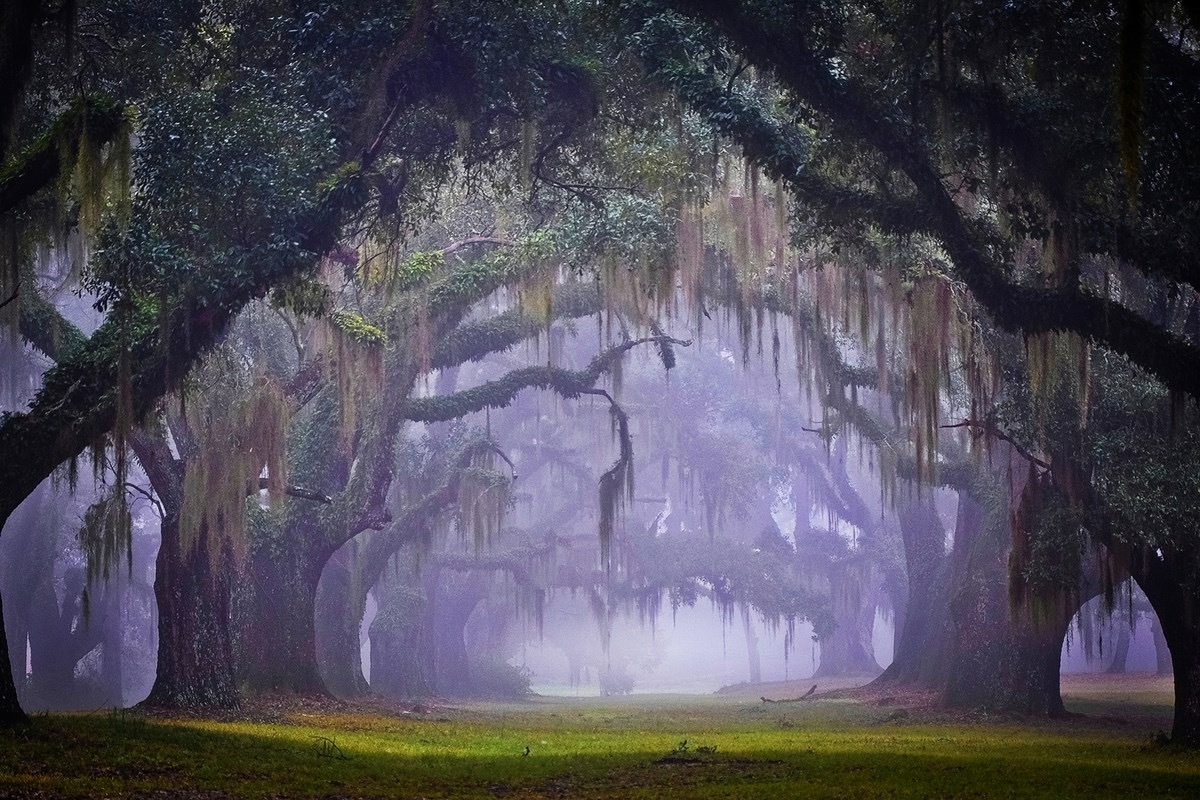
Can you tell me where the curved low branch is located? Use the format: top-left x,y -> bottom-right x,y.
430,282 -> 601,370
0,149 -> 377,526
404,334 -> 689,423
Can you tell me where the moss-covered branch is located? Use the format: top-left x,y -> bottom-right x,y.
404,334 -> 689,423
433,531 -> 560,588
17,277 -> 87,360
0,96 -> 129,215
430,282 -> 601,370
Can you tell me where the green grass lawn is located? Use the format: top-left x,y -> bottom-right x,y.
1,675 -> 1196,798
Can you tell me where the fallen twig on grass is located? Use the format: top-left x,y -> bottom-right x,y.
761,685 -> 817,703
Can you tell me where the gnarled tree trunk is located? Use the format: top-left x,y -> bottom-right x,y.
238,535 -> 327,695
875,500 -> 951,688
145,518 -> 238,709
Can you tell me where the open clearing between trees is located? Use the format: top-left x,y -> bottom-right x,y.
1,674 -> 1197,798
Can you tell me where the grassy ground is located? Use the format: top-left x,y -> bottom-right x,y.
0,673 -> 1196,798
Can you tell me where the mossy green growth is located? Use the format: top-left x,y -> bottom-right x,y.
329,310 -> 386,346
395,249 -> 444,290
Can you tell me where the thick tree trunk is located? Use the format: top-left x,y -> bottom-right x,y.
145,518 -> 239,709
369,582 -> 432,698
25,568 -> 107,709
315,543 -> 369,698
431,579 -> 486,695
1151,616 -> 1173,676
1169,639 -> 1200,745
878,487 -> 1076,716
815,572 -> 881,678
0,589 -> 25,723
239,540 -> 327,695
26,575 -> 74,704
991,610 -> 1070,717
941,494 -> 1072,716
1129,552 -> 1200,745
875,501 -> 951,688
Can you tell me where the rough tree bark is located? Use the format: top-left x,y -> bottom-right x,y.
238,532 -> 329,695
124,427 -> 240,710
144,518 -> 238,709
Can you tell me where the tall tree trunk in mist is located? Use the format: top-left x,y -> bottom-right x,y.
26,573 -> 75,704
1105,626 -> 1131,674
28,570 -> 106,708
941,494 -> 1071,716
100,586 -> 125,707
369,581 -> 432,698
428,571 -> 487,695
742,605 -> 762,684
1152,616 -> 1173,676
128,432 -> 239,709
0,589 -> 21,723
315,543 -> 370,698
814,567 -> 881,678
145,518 -> 239,709
875,501 -> 952,688
0,485 -> 54,722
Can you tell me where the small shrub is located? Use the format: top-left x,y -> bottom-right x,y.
467,657 -> 532,699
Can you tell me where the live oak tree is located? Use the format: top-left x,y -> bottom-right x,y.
6,0 -> 1200,748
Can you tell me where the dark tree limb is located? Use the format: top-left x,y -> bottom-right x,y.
404,335 -> 689,423
0,96 -> 129,215
251,477 -> 332,504
940,420 -> 1051,472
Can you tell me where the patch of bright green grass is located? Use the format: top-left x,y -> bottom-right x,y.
1,692 -> 1198,798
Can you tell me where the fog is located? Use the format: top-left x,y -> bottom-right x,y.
2,260 -> 1177,714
